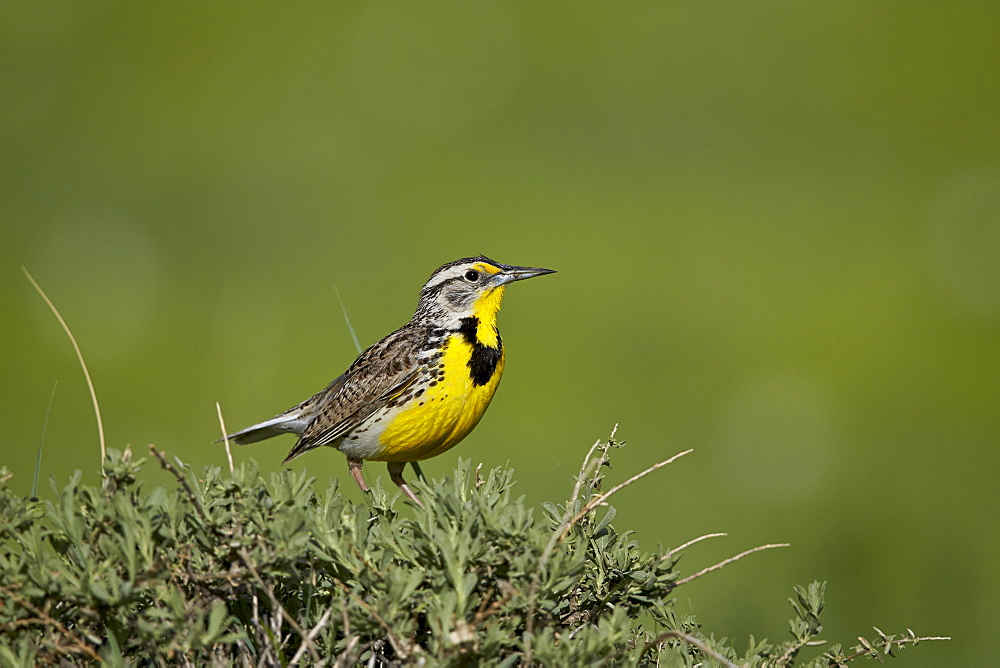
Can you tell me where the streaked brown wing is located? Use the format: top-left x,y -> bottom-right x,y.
282,325 -> 424,463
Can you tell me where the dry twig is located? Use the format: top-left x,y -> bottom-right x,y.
332,579 -> 408,660
239,547 -> 322,665
150,444 -> 320,663
664,532 -> 728,559
23,267 -> 107,477
641,629 -> 739,668
673,543 -> 790,588
9,593 -> 101,662
215,401 -> 235,475
836,632 -> 951,664
149,445 -> 225,539
522,441 -> 692,663
289,607 -> 333,665
559,449 -> 693,545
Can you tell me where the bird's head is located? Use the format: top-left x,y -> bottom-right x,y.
415,256 -> 555,324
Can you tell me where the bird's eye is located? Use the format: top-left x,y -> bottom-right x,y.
464,270 -> 480,282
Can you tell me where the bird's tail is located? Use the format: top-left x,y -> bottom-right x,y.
217,411 -> 310,445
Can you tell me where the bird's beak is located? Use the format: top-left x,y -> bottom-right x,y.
494,263 -> 557,285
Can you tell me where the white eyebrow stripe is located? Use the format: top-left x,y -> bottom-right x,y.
423,265 -> 471,290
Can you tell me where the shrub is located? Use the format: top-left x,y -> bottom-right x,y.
0,435 -> 945,666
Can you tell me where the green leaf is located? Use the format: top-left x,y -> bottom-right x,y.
594,505 -> 617,534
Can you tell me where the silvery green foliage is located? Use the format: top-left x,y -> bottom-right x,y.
0,448 -> 940,666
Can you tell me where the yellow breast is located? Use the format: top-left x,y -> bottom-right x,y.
373,334 -> 505,462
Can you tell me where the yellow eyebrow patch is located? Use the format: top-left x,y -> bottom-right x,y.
473,262 -> 500,275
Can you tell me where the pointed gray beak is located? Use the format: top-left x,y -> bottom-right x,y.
494,263 -> 557,285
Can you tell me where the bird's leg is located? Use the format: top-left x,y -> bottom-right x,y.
387,462 -> 425,509
348,458 -> 369,493
410,461 -> 426,482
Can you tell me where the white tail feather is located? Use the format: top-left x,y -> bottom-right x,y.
224,413 -> 310,445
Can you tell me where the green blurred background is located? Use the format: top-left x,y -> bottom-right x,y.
2,2 -> 997,664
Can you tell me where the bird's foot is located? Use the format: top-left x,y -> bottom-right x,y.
388,462 -> 425,509
348,458 -> 370,493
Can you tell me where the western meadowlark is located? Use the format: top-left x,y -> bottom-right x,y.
223,256 -> 555,507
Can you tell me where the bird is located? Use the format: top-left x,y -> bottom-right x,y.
222,256 -> 555,507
